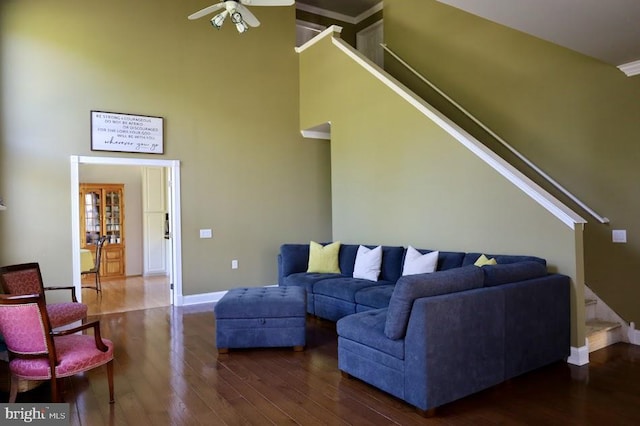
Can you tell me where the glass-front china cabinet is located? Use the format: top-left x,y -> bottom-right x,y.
79,183 -> 125,279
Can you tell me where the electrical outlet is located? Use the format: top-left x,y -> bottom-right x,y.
199,229 -> 212,239
231,259 -> 238,269
612,229 -> 627,243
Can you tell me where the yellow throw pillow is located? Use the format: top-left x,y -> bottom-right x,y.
307,241 -> 341,273
474,254 -> 497,267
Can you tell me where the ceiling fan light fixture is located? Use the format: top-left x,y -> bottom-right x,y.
210,10 -> 228,29
189,0 -> 288,33
235,21 -> 249,33
231,11 -> 249,33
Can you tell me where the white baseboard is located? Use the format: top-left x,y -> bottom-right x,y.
628,322 -> 640,345
179,284 -> 279,308
567,344 -> 590,366
181,290 -> 228,307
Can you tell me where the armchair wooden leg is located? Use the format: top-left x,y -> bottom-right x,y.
106,359 -> 114,403
51,377 -> 60,403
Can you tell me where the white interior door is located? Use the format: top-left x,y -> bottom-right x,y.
357,20 -> 384,67
142,166 -> 167,276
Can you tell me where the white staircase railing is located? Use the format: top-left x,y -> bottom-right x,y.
381,43 -> 609,224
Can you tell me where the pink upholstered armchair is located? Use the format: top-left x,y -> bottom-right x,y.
0,293 -> 114,403
0,263 -> 87,329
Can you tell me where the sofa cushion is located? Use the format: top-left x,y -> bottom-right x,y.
337,308 -> 405,360
354,284 -> 395,309
314,277 -> 389,302
306,244 -> 404,282
336,244 -> 360,276
402,247 -> 438,276
384,265 -> 484,340
353,245 -> 382,281
307,241 -> 341,273
374,245 -> 405,282
283,272 -> 345,293
482,261 -> 548,287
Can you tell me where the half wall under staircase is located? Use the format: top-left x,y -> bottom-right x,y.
297,25 -> 590,363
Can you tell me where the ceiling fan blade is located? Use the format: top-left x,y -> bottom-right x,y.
188,2 -> 226,20
236,4 -> 261,27
240,0 -> 295,6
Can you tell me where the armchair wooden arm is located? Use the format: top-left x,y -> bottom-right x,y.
44,286 -> 79,303
52,320 -> 109,352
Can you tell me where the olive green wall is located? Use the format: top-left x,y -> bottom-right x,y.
0,0 -> 332,295
299,34 -> 585,346
383,0 -> 640,326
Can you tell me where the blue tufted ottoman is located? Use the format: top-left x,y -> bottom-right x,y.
215,286 -> 306,353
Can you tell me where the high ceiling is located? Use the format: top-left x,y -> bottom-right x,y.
295,0 -> 640,74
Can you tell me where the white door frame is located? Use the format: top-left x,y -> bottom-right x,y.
70,155 -> 183,305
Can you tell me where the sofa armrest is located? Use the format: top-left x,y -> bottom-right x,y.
500,274 -> 570,379
403,287 -> 505,411
279,244 -> 311,279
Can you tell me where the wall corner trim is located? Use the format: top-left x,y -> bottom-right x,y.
567,344 -> 590,366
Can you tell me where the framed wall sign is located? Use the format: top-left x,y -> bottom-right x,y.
91,111 -> 164,154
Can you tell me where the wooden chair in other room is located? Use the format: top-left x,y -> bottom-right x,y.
82,235 -> 108,292
0,262 -> 87,329
0,293 -> 114,403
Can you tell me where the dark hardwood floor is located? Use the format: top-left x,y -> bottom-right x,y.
3,304 -> 640,425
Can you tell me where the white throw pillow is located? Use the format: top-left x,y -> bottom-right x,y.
353,245 -> 382,281
402,246 -> 439,276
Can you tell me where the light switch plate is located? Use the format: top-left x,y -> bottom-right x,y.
612,229 -> 627,243
199,229 -> 212,239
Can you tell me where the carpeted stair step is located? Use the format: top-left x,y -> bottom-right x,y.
586,319 -> 622,353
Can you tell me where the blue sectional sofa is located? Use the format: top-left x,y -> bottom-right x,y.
278,243 -> 570,413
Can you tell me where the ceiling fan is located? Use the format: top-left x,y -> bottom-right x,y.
188,0 -> 295,34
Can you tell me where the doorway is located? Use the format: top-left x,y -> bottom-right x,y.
70,155 -> 182,306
